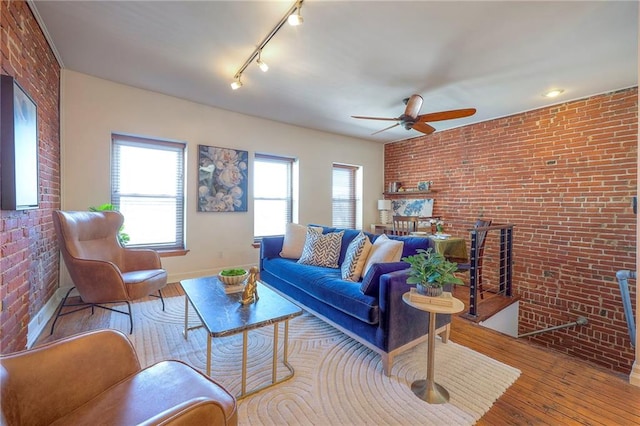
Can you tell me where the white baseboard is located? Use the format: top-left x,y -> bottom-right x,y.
27,285 -> 74,348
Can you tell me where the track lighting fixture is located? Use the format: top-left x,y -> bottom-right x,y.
288,2 -> 304,26
257,51 -> 269,72
229,0 -> 304,90
230,76 -> 243,90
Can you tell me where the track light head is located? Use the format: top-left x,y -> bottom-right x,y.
257,59 -> 269,72
288,2 -> 303,26
230,76 -> 243,90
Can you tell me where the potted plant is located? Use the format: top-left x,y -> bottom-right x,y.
402,248 -> 464,296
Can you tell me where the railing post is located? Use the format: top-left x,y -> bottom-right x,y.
468,230 -> 479,317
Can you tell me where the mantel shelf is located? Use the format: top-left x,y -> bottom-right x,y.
383,190 -> 437,196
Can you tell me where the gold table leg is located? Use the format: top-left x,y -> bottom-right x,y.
235,319 -> 296,400
183,295 -> 188,339
207,333 -> 212,376
411,311 -> 450,404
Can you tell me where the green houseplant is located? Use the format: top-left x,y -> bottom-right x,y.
402,248 -> 464,296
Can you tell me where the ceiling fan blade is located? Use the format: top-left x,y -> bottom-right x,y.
372,122 -> 400,135
404,94 -> 424,119
352,115 -> 400,121
417,108 -> 477,122
411,121 -> 436,135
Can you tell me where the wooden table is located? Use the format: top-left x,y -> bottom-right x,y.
180,276 -> 302,399
402,292 -> 465,404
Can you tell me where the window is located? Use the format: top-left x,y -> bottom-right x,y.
332,163 -> 359,229
111,134 -> 185,250
254,154 -> 295,238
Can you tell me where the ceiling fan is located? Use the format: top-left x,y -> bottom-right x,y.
351,94 -> 476,136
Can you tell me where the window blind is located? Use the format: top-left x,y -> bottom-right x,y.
111,134 -> 185,250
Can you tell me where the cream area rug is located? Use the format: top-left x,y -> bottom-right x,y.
110,295 -> 520,425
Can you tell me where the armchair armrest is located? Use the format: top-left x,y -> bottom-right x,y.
123,248 -> 163,271
377,269 -> 450,351
66,257 -> 129,302
1,330 -> 140,426
139,397 -> 238,426
260,236 -> 284,271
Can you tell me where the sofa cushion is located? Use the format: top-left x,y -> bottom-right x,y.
360,261 -> 410,296
341,232 -> 372,282
280,223 -> 322,259
262,257 -> 379,324
386,235 -> 432,258
298,230 -> 344,268
363,234 -> 404,276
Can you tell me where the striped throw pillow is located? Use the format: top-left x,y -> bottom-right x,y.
298,230 -> 344,268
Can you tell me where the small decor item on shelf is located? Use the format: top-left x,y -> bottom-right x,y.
402,248 -> 464,296
435,219 -> 445,234
240,266 -> 260,305
417,181 -> 433,191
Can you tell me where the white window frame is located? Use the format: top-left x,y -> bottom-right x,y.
111,134 -> 186,251
253,153 -> 296,238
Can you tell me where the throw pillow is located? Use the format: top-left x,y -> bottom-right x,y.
298,230 -> 344,268
280,223 -> 322,259
340,232 -> 372,282
362,234 -> 404,276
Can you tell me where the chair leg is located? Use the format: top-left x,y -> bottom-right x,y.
150,289 -> 165,311
50,287 -> 94,335
50,287 -> 74,335
126,301 -> 133,334
158,289 -> 165,311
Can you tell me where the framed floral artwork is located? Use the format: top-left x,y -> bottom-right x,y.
198,145 -> 248,212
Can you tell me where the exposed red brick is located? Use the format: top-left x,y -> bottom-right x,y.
1,0 -> 61,354
385,87 -> 638,374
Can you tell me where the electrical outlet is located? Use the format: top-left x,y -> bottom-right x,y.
218,251 -> 223,259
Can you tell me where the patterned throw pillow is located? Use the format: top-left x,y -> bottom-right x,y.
298,230 -> 344,268
341,232 -> 372,281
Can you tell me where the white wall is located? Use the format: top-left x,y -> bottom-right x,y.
60,70 -> 384,283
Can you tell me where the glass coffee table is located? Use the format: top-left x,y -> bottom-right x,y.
180,275 -> 302,399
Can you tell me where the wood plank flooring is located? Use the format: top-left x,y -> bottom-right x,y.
35,283 -> 640,425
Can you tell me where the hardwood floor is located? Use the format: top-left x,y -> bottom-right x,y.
35,283 -> 640,425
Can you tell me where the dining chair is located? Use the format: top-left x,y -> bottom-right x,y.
391,215 -> 419,236
51,210 -> 168,334
457,219 -> 492,299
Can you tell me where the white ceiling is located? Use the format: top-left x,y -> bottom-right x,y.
31,1 -> 638,143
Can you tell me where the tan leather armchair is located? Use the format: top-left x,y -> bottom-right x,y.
51,210 -> 168,334
0,329 -> 238,425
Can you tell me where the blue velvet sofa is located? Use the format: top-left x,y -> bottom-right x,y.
259,226 -> 453,376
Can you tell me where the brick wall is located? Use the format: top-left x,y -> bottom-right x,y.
1,1 -> 61,353
385,88 -> 637,373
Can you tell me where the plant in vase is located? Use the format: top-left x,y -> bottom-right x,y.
402,248 -> 464,297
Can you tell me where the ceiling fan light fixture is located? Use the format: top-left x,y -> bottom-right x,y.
543,88 -> 564,98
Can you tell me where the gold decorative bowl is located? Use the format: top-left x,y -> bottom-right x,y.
218,270 -> 248,285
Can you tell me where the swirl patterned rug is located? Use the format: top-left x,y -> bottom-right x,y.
110,295 -> 520,425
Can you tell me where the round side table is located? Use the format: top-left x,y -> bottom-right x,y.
402,292 -> 465,404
